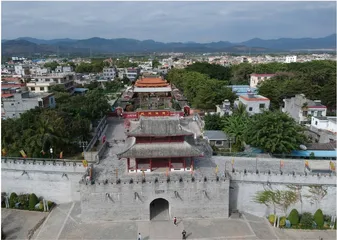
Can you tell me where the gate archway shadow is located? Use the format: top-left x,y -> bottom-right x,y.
150,198 -> 169,221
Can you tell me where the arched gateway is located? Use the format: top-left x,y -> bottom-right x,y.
150,198 -> 170,221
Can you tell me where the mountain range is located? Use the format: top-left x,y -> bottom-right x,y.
2,34 -> 336,56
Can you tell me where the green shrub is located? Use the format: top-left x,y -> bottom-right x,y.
314,209 -> 324,228
288,209 -> 300,225
47,201 -> 53,209
28,193 -> 39,210
39,201 -> 44,211
279,216 -> 287,227
17,194 -> 30,210
268,214 -> 276,224
324,215 -> 331,222
300,212 -> 313,229
9,192 -> 18,208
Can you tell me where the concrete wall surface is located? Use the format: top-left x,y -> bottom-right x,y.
229,172 -> 336,218
80,179 -> 229,222
212,157 -> 336,174
1,159 -> 86,203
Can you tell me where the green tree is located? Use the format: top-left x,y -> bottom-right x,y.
304,185 -> 328,209
313,209 -> 324,228
254,189 -> 298,215
186,62 -> 232,81
28,193 -> 39,210
152,59 -> 161,68
230,63 -> 253,84
222,115 -> 250,152
204,113 -> 225,130
287,209 -> 300,225
246,111 -> 307,154
44,61 -> 59,71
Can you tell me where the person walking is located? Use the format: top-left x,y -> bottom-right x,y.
174,217 -> 177,226
182,229 -> 187,239
137,233 -> 142,240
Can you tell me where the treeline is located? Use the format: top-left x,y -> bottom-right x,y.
1,88 -> 111,158
166,69 -> 236,110
204,108 -> 307,154
168,61 -> 336,111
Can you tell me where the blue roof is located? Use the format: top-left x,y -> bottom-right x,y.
74,88 -> 89,93
291,150 -> 337,158
229,85 -> 251,88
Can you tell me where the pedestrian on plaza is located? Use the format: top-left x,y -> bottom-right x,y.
138,232 -> 142,240
182,229 -> 187,239
174,217 -> 177,225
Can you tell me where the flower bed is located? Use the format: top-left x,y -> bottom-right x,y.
268,209 -> 336,230
1,192 -> 54,212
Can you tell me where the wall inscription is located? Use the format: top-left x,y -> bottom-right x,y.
155,190 -> 165,194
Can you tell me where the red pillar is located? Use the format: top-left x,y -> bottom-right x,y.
136,159 -> 138,172
183,158 -> 186,171
150,158 -> 152,172
127,158 -> 130,171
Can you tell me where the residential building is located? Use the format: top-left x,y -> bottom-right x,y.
103,67 -> 116,80
203,130 -> 232,150
125,68 -> 139,82
27,73 -> 75,93
282,94 -> 327,124
1,91 -> 56,119
234,91 -> 270,115
285,55 -> 297,63
30,67 -> 50,75
216,99 -> 232,116
14,65 -> 25,76
311,116 -> 337,134
249,73 -> 276,88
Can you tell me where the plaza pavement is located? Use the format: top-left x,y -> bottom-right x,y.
32,201 -> 337,240
2,208 -> 48,240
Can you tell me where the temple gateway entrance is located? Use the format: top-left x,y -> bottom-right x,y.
150,198 -> 169,221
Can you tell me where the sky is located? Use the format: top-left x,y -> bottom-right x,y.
1,1 -> 336,43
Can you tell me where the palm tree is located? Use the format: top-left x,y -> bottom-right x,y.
222,115 -> 250,152
233,102 -> 248,117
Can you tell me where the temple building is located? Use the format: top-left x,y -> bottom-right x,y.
117,116 -> 202,173
120,76 -> 172,112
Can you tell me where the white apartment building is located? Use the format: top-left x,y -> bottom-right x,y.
249,73 -> 276,88
14,65 -> 25,76
282,94 -> 327,124
30,67 -> 50,75
103,67 -> 116,80
311,116 -> 337,134
234,92 -> 270,115
27,73 -> 75,93
125,68 -> 139,82
285,55 -> 297,63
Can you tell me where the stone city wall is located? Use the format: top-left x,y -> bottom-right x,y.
80,175 -> 230,222
212,157 -> 336,174
1,158 -> 87,203
229,171 -> 336,217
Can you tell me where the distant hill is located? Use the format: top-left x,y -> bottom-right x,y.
2,34 -> 336,56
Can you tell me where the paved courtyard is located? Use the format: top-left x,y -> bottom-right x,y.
32,202 -> 336,240
2,208 -> 48,240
